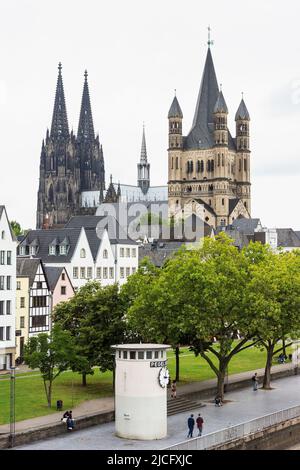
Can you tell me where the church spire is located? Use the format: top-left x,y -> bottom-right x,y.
50,62 -> 69,139
140,123 -> 148,163
77,70 -> 95,142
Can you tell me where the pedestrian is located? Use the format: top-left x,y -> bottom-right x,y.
67,410 -> 75,430
214,396 -> 222,407
61,410 -> 70,424
171,380 -> 177,399
187,414 -> 195,438
196,414 -> 204,436
252,373 -> 258,391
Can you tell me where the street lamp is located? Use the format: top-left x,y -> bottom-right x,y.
9,366 -> 16,448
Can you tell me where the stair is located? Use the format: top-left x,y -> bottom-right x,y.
167,397 -> 204,416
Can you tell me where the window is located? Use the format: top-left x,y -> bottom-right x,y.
61,286 -> 66,295
118,350 -> 121,358
17,281 -> 21,290
123,351 -> 128,359
154,351 -> 159,359
109,267 -> 114,279
131,248 -> 136,257
6,301 -> 11,315
120,248 -> 124,257
20,317 -> 25,329
49,245 -> 56,255
138,351 -> 144,360
32,296 -> 47,308
19,246 -> 26,256
161,350 -> 163,358
126,267 -> 130,277
6,277 -> 11,290
0,301 -> 3,315
126,248 -> 130,257
73,267 -> 78,279
36,281 -> 42,289
222,198 -> 225,206
103,267 -> 108,279
31,316 -> 47,328
96,267 -> 101,279
80,248 -> 86,258
0,276 -> 4,290
222,154 -> 225,167
6,326 -> 11,341
80,267 -> 86,279
146,351 -> 152,359
103,249 -> 108,259
1,230 -> 4,239
20,297 -> 25,308
0,251 -> 5,265
87,267 -> 93,279
132,267 -> 136,274
29,246 -> 36,256
59,245 -> 67,255
244,159 -> 247,171
61,273 -> 65,281
130,351 -> 136,360
120,267 -> 124,278
0,327 -> 3,340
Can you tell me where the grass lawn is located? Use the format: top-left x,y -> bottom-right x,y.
0,343 -> 293,425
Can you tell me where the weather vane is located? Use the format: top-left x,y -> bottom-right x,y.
207,26 -> 214,48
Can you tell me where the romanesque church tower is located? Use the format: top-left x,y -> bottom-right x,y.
168,44 -> 251,228
36,64 -> 105,228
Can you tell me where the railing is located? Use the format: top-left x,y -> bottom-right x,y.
164,403 -> 300,450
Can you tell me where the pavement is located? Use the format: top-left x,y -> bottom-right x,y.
15,373 -> 300,450
3,362 -> 299,450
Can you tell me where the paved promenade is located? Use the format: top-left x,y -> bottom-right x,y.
15,372 -> 300,450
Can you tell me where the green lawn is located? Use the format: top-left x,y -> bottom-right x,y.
0,344 -> 292,425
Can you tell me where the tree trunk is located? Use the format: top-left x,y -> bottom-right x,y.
82,372 -> 87,386
216,362 -> 227,401
47,381 -> 52,408
175,346 -> 180,382
282,338 -> 286,357
263,343 -> 274,389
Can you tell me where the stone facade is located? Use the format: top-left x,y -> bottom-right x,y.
168,48 -> 251,229
36,65 -> 105,229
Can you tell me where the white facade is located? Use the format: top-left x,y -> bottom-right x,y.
43,228 -> 138,290
0,207 -> 16,369
112,344 -> 170,440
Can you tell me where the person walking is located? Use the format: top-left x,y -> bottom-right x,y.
171,380 -> 177,398
67,410 -> 75,430
252,373 -> 258,391
196,414 -> 204,436
187,414 -> 195,438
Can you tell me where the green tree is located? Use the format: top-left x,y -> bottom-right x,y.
24,324 -> 78,407
54,282 -> 127,387
246,250 -> 300,389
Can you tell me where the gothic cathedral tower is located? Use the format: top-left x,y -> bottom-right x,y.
36,65 -> 105,228
168,42 -> 251,228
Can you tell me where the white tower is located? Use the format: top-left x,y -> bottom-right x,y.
111,343 -> 170,440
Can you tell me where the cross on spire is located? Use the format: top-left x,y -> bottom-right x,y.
207,26 -> 214,48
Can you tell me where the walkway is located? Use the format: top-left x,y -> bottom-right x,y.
14,368 -> 300,450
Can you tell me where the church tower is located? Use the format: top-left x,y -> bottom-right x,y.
36,63 -> 78,229
168,33 -> 251,228
36,66 -> 106,228
137,124 -> 150,194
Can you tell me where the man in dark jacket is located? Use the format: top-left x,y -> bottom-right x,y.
187,414 -> 195,438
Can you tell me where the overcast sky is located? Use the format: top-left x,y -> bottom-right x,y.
0,0 -> 300,229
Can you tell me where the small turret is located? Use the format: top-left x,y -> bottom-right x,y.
137,124 -> 150,194
168,92 -> 183,149
213,88 -> 228,146
235,96 -> 250,151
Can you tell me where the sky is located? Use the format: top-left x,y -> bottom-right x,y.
0,0 -> 300,229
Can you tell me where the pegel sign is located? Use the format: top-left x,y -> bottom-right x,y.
150,360 -> 167,368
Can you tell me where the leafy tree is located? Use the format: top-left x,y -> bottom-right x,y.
54,282 -> 127,387
246,250 -> 300,389
24,325 -> 78,407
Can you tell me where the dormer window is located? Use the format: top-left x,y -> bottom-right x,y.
29,246 -> 36,256
49,245 -> 56,255
19,246 -> 26,256
60,245 -> 67,255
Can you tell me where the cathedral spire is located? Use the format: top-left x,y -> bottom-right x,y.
77,70 -> 95,142
185,46 -> 219,149
140,123 -> 148,163
50,62 -> 69,139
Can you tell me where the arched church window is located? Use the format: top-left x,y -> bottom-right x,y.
176,157 -> 179,169
211,160 -> 214,172
244,159 -> 247,171
48,185 -> 54,203
207,160 -> 211,172
171,158 -> 174,170
222,154 -> 225,167
239,159 -> 241,172
218,154 -> 220,167
68,187 -> 73,204
197,160 -> 201,173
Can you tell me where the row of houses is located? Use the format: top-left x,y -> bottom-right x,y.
1,205 -> 300,370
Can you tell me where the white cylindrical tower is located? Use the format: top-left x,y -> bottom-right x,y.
111,343 -> 170,440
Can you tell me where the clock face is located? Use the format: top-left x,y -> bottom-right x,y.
158,367 -> 170,388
